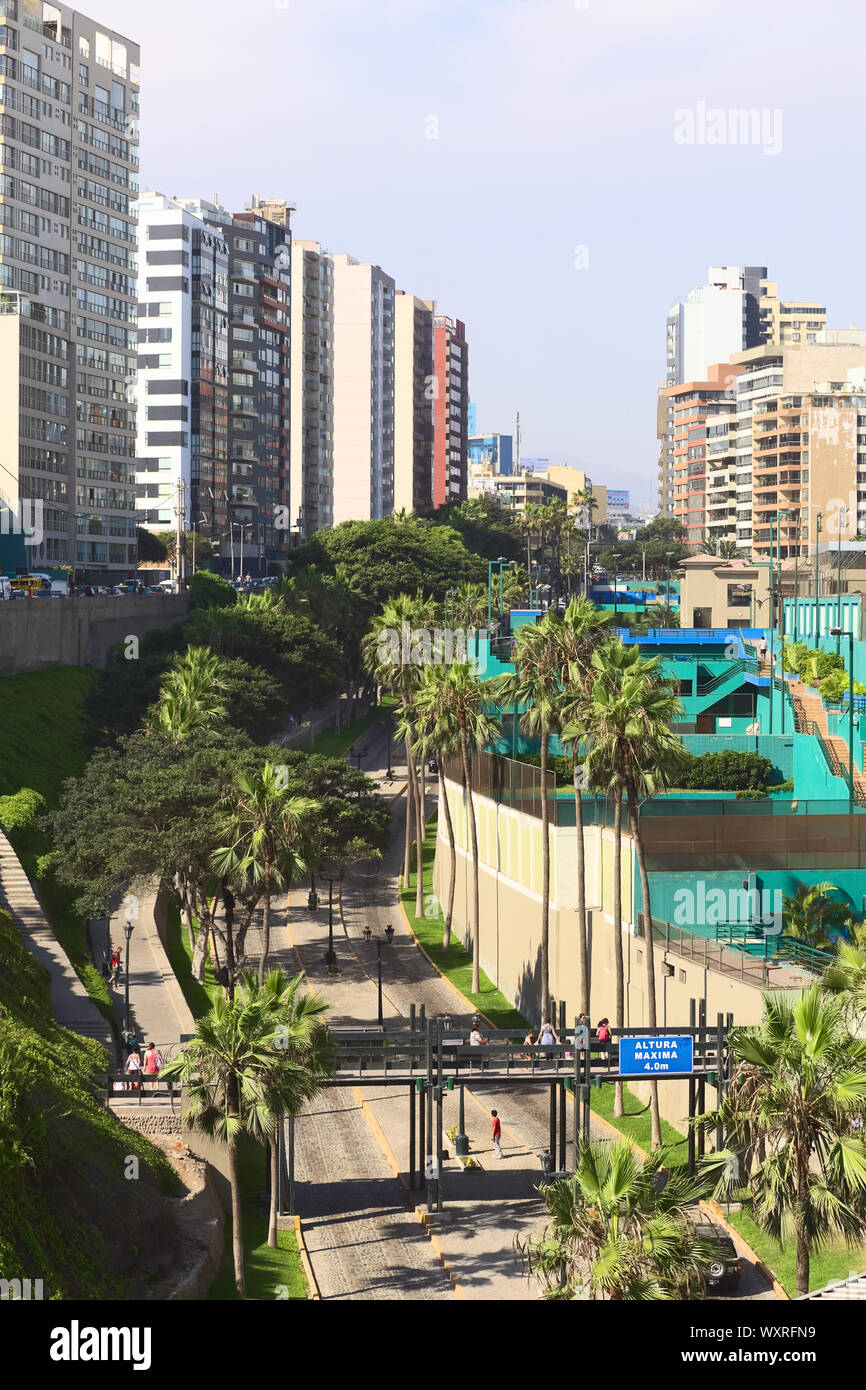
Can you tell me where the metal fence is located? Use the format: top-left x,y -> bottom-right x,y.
443,749 -> 561,823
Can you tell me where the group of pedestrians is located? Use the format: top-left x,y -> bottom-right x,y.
118,1040 -> 164,1091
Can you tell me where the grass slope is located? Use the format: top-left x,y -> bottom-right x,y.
0,666 -> 113,1020
311,706 -> 386,760
0,907 -> 183,1297
727,1207 -> 866,1297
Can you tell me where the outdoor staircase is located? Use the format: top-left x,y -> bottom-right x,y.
753,646 -> 866,803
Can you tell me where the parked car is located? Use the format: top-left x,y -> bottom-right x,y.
0,575 -> 11,601
695,1223 -> 741,1294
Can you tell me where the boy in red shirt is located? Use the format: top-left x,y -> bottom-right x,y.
491,1110 -> 502,1159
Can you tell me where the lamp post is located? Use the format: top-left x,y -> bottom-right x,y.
830,626 -> 855,814
665,551 -> 675,623
325,877 -> 336,967
814,511 -> 823,645
836,506 -> 848,657
376,939 -> 384,1027
487,556 -> 510,630
612,552 -> 619,623
123,917 -> 134,1038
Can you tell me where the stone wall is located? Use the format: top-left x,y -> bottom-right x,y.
0,594 -> 188,676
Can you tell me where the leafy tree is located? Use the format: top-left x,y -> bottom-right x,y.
781,882 -> 853,949
136,527 -> 167,563
183,604 -> 341,714
697,987 -> 866,1297
431,496 -> 522,563
288,518 -> 486,608
520,1139 -> 713,1299
189,569 -> 237,610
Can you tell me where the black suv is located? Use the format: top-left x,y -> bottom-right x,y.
694,1223 -> 741,1294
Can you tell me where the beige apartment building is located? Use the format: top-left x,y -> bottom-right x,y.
542,464 -> 591,503
758,282 -> 826,347
678,554 -> 772,630
393,291 -> 434,514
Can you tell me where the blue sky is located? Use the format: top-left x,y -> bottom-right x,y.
103,0 -> 866,511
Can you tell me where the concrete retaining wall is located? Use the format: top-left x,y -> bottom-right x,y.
0,594 -> 188,675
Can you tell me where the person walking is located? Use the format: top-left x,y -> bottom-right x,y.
491,1109 -> 503,1159
574,1013 -> 589,1051
469,1022 -> 486,1046
142,1042 -> 163,1079
537,1019 -> 559,1046
124,1046 -> 142,1092
596,1017 -> 612,1042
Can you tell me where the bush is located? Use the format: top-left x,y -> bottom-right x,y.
516,753 -> 574,785
805,649 -> 844,684
783,641 -> 809,675
679,750 -> 772,792
188,569 -> 236,610
819,670 -> 866,706
0,787 -> 46,833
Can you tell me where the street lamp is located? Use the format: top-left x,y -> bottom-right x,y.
325,877 -> 336,967
665,551 -> 675,620
830,627 -> 855,814
814,511 -> 823,645
611,552 -> 619,623
836,506 -> 848,657
123,917 -> 134,1038
487,556 -> 509,630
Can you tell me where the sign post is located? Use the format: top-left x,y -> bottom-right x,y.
618,1034 -> 694,1077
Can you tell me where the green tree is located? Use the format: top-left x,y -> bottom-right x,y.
588,643 -> 686,1146
212,762 -> 319,985
781,882 -> 852,949
189,569 -> 237,610
436,663 -> 500,992
145,645 -> 229,741
553,596 -> 610,1015
697,986 -> 866,1297
237,969 -> 333,1248
520,1139 -> 713,1299
412,665 -> 463,948
160,971 -> 330,1296
431,496 -> 522,563
498,612 -> 564,1017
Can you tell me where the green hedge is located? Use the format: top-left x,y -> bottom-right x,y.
679,750 -> 772,792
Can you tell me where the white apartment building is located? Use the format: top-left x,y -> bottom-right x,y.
331,253 -> 395,523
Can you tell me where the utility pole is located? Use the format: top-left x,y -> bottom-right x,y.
515,410 -> 520,473
175,478 -> 187,590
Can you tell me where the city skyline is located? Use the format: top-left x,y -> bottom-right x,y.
93,0 -> 866,516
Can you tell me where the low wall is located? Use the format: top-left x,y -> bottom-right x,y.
0,594 -> 188,675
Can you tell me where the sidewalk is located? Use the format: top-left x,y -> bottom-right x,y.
106,889 -> 195,1051
0,827 -> 113,1056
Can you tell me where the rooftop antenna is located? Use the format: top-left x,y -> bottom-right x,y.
515,411 -> 520,473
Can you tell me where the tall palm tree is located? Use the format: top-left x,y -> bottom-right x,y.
520,1138 -> 713,1299
413,665 -> 462,949
555,596 -> 609,1017
589,642 -> 686,1147
822,935 -> 866,1019
212,762 -> 319,984
160,973 -> 325,1298
698,986 -> 866,1296
437,663 -> 501,992
238,969 -> 333,1248
363,593 -> 435,891
146,645 -> 229,741
498,612 -> 564,1018
393,700 -> 428,919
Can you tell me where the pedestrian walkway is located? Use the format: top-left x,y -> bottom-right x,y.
0,827 -> 113,1056
106,890 -> 195,1051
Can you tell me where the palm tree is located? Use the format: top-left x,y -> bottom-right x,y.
413,665 -> 462,949
239,969 -> 333,1248
212,762 -> 319,984
589,642 -> 687,1147
554,596 -> 609,1017
160,973 -> 326,1297
498,612 -> 563,1018
363,593 -> 435,892
782,882 -> 849,949
822,936 -> 866,1019
520,1138 -> 713,1299
437,663 -> 501,992
697,986 -> 866,1297
146,645 -> 229,740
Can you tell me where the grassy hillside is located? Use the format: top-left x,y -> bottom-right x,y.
0,666 -> 95,800
0,907 -> 184,1297
0,666 -> 112,1019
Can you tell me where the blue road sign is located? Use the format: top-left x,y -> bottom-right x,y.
618,1034 -> 694,1077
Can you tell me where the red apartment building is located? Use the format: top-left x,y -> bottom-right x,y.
432,315 -> 469,507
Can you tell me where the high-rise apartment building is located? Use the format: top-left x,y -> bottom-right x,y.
134,192 -> 229,544
0,1 -> 139,577
658,265 -> 826,518
331,253 -> 395,523
175,195 -> 292,572
289,239 -> 333,540
393,290 -> 434,514
668,363 -> 742,548
432,313 -> 468,507
468,431 -> 513,478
